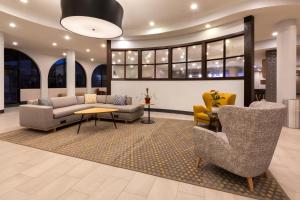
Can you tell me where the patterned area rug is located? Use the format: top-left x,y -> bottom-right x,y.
0,118 -> 289,200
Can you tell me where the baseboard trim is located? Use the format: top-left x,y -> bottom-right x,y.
145,108 -> 193,116
0,109 -> 4,114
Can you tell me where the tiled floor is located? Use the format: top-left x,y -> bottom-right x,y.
0,107 -> 299,200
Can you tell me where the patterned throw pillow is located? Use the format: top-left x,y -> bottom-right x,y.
84,94 -> 97,104
113,95 -> 127,106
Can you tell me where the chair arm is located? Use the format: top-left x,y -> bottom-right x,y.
19,105 -> 54,131
193,126 -> 231,159
193,105 -> 208,114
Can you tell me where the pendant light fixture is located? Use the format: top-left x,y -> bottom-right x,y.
60,0 -> 124,39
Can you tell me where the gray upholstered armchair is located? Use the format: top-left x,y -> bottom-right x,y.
193,101 -> 286,191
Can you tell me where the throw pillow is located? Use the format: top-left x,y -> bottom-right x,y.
106,95 -> 115,104
38,98 -> 53,107
85,94 -> 97,104
97,95 -> 107,104
113,95 -> 127,106
77,96 -> 85,104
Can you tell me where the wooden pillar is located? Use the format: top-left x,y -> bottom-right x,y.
107,40 -> 112,95
244,16 -> 255,106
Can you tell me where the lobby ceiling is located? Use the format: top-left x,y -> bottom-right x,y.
0,0 -> 299,63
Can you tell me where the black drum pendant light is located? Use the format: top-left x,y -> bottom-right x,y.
60,0 -> 124,39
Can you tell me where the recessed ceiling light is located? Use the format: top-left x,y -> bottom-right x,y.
64,35 -> 71,40
190,3 -> 198,10
90,58 -> 95,62
9,22 -> 16,28
149,21 -> 155,27
12,41 -> 18,46
20,0 -> 28,4
101,43 -> 106,48
272,32 -> 278,37
52,42 -> 57,47
86,49 -> 91,52
205,24 -> 211,29
62,52 -> 67,56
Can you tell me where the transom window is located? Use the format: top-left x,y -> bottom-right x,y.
111,34 -> 244,80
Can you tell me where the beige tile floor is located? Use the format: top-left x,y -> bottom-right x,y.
0,107 -> 299,200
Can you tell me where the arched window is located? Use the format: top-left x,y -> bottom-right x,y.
4,48 -> 40,105
92,64 -> 107,87
48,59 -> 86,88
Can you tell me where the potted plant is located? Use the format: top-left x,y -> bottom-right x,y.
144,88 -> 151,104
210,90 -> 224,113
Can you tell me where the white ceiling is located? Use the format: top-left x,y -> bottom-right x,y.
0,0 -> 299,63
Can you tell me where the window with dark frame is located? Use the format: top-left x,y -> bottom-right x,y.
126,50 -> 139,79
92,64 -> 107,88
48,59 -> 87,88
111,34 -> 245,81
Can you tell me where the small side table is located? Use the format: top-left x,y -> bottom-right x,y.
141,103 -> 155,124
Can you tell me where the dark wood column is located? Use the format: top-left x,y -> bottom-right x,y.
244,15 -> 255,106
106,40 -> 112,95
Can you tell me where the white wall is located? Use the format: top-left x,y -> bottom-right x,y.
112,80 -> 244,112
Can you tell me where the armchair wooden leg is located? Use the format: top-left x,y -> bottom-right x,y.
247,177 -> 254,192
196,157 -> 202,168
262,172 -> 268,178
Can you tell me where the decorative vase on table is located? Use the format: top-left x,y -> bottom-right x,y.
144,88 -> 151,104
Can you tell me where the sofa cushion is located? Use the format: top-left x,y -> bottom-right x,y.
106,95 -> 115,104
97,95 -> 107,104
113,95 -> 127,105
85,94 -> 97,104
38,98 -> 53,107
51,96 -> 77,109
53,104 -> 93,119
93,104 -> 143,113
77,96 -> 85,104
126,97 -> 133,105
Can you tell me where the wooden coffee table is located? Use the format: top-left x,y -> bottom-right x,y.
74,108 -> 118,134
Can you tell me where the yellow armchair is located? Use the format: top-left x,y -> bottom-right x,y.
193,92 -> 236,125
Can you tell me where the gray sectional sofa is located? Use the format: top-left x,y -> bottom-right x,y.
19,95 -> 144,132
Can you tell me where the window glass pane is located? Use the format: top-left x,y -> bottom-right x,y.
112,51 -> 125,64
226,57 -> 244,77
112,65 -> 124,79
156,64 -> 169,79
188,45 -> 202,62
207,40 -> 224,59
226,36 -> 244,57
207,60 -> 223,78
172,63 -> 186,79
142,65 -> 155,79
92,65 -> 107,87
75,62 -> 87,88
126,50 -> 138,64
156,49 -> 169,64
172,47 -> 186,63
188,62 -> 202,79
142,50 -> 155,64
126,65 -> 138,79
